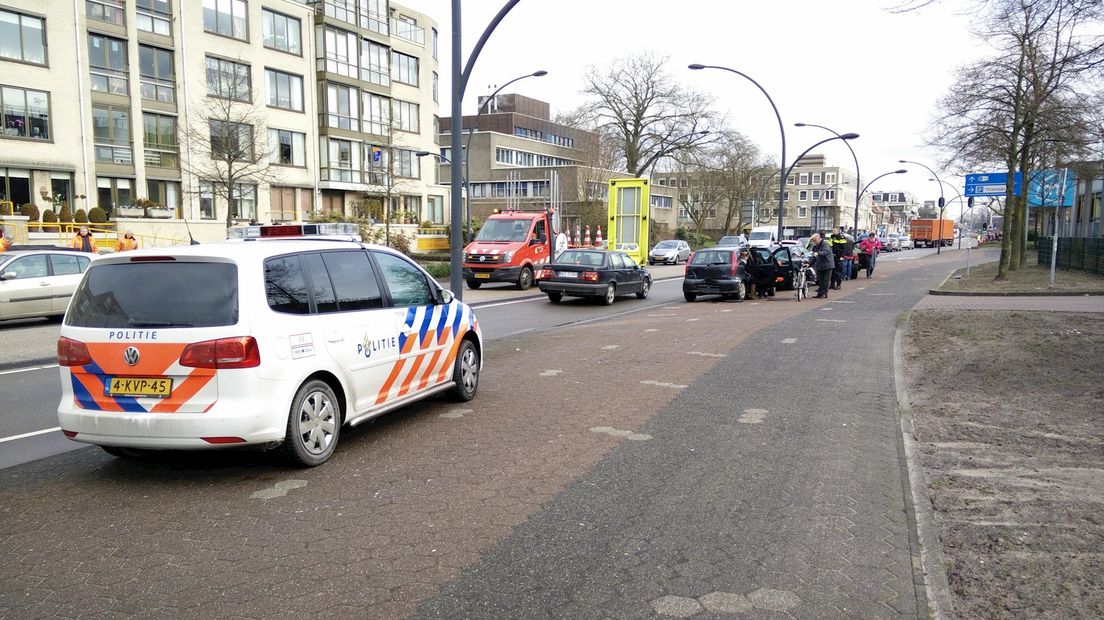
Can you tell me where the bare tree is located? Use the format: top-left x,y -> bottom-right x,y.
579,53 -> 717,177
922,0 -> 1104,279
184,59 -> 277,229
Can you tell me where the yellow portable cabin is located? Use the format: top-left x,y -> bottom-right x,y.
607,178 -> 649,266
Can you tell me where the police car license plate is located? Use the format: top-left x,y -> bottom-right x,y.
475,273 -> 491,279
105,377 -> 173,398
557,271 -> 578,278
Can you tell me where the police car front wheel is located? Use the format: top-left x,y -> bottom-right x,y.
282,380 -> 341,467
450,339 -> 480,402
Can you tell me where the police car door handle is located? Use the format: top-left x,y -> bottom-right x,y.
39,281 -> 51,286
326,331 -> 344,343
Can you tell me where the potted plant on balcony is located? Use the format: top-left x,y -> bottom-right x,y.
115,199 -> 145,218
146,200 -> 174,219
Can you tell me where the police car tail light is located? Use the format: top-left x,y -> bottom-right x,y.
180,337 -> 260,369
57,337 -> 92,367
581,271 -> 599,282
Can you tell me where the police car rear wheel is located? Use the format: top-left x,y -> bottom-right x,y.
282,380 -> 340,467
450,339 -> 479,401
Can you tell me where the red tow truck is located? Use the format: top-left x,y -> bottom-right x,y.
463,209 -> 554,290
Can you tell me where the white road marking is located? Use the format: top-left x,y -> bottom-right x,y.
590,426 -> 652,441
640,380 -> 688,389
0,363 -> 59,376
646,314 -> 678,318
686,318 -> 699,322
439,408 -> 472,419
872,293 -> 894,296
601,345 -> 620,350
816,318 -> 847,323
833,300 -> 856,304
251,479 -> 308,500
721,309 -> 734,313
474,297 -> 545,309
539,369 -> 563,376
644,328 -> 658,332
781,338 -> 797,344
0,427 -> 62,444
687,351 -> 725,358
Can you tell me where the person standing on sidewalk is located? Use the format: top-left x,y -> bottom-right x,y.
840,227 -> 856,281
810,233 -> 835,298
829,230 -> 846,290
69,226 -> 99,254
115,230 -> 139,252
858,233 -> 881,279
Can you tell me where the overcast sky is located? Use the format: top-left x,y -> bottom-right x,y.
401,0 -> 991,216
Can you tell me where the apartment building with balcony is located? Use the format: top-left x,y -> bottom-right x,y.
0,0 -> 443,240
779,154 -> 860,237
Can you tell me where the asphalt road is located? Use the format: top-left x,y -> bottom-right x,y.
0,243 -> 989,617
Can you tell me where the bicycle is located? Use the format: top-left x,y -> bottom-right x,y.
793,257 -> 810,301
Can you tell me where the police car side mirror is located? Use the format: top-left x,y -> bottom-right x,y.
1,272 -> 15,281
439,289 -> 454,305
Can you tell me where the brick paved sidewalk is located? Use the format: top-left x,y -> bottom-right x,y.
913,295 -> 1104,312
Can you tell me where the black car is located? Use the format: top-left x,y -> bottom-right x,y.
683,248 -> 745,301
744,246 -> 779,297
537,249 -> 651,305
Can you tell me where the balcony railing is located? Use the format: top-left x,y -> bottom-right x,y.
90,68 -> 129,95
87,0 -> 125,26
140,76 -> 175,103
136,8 -> 172,36
390,18 -> 424,44
95,143 -> 133,165
144,148 -> 178,168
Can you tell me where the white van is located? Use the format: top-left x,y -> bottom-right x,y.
56,224 -> 483,466
746,226 -> 778,248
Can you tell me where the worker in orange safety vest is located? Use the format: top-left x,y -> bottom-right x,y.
115,230 -> 139,252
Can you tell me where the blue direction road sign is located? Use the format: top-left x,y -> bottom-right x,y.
965,171 -> 1022,197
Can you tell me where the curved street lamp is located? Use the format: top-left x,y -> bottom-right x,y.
448,0 -> 523,300
900,159 -> 947,254
463,70 -> 547,243
856,169 -> 907,232
689,63 -> 787,241
783,133 -> 861,233
795,122 -> 861,234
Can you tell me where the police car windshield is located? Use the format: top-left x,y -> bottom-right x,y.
67,262 -> 238,328
475,220 -> 530,242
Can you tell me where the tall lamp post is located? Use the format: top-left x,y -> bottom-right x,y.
795,122 -> 861,234
463,70 -> 547,243
852,168 -> 905,231
448,0 -> 523,300
899,159 -> 947,254
688,64 -> 787,241
783,133 -> 861,234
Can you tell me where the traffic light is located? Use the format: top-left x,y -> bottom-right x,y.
938,197 -> 945,209
967,196 -> 974,208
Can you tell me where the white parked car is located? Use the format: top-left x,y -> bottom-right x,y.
898,234 -> 914,250
56,224 -> 483,466
0,248 -> 98,321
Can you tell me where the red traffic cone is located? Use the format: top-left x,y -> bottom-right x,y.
595,226 -> 604,248
584,225 -> 591,247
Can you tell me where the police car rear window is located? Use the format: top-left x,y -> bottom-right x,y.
67,262 -> 239,328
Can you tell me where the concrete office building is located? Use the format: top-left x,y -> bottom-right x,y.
437,93 -> 677,239
781,154 -> 861,237
0,0 -> 443,242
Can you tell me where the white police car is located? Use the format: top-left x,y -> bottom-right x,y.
56,223 -> 482,466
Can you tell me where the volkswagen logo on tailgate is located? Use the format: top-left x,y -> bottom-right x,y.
123,347 -> 140,366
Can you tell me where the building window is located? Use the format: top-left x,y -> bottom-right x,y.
203,0 -> 248,41
392,100 -> 419,133
92,104 -> 132,164
360,39 -> 390,86
359,0 -> 388,34
146,179 -> 180,215
824,189 -> 835,200
136,0 -> 172,36
230,183 -> 256,220
88,34 -> 129,95
432,28 -> 438,59
798,173 -> 809,185
825,173 -> 836,184
427,195 -> 443,224
321,0 -> 356,25
391,51 -> 418,86
811,189 -> 821,201
390,14 -> 424,44
786,174 -> 795,185
139,45 -> 175,103
394,149 -> 419,179
318,25 -> 358,78
1,86 -> 50,140
798,206 -> 808,218
87,0 -> 125,26
209,120 -> 253,160
268,128 -> 305,166
812,172 -> 822,184
362,92 -> 390,136
432,71 -> 438,103
323,82 -> 358,131
261,9 -> 300,55
320,136 -> 361,183
205,56 -> 250,101
798,190 -> 808,201
0,9 -> 46,65
265,68 -> 303,111
96,177 -> 132,214
269,186 -> 301,222
199,180 -> 215,219
143,113 -> 177,168
365,144 -> 388,185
